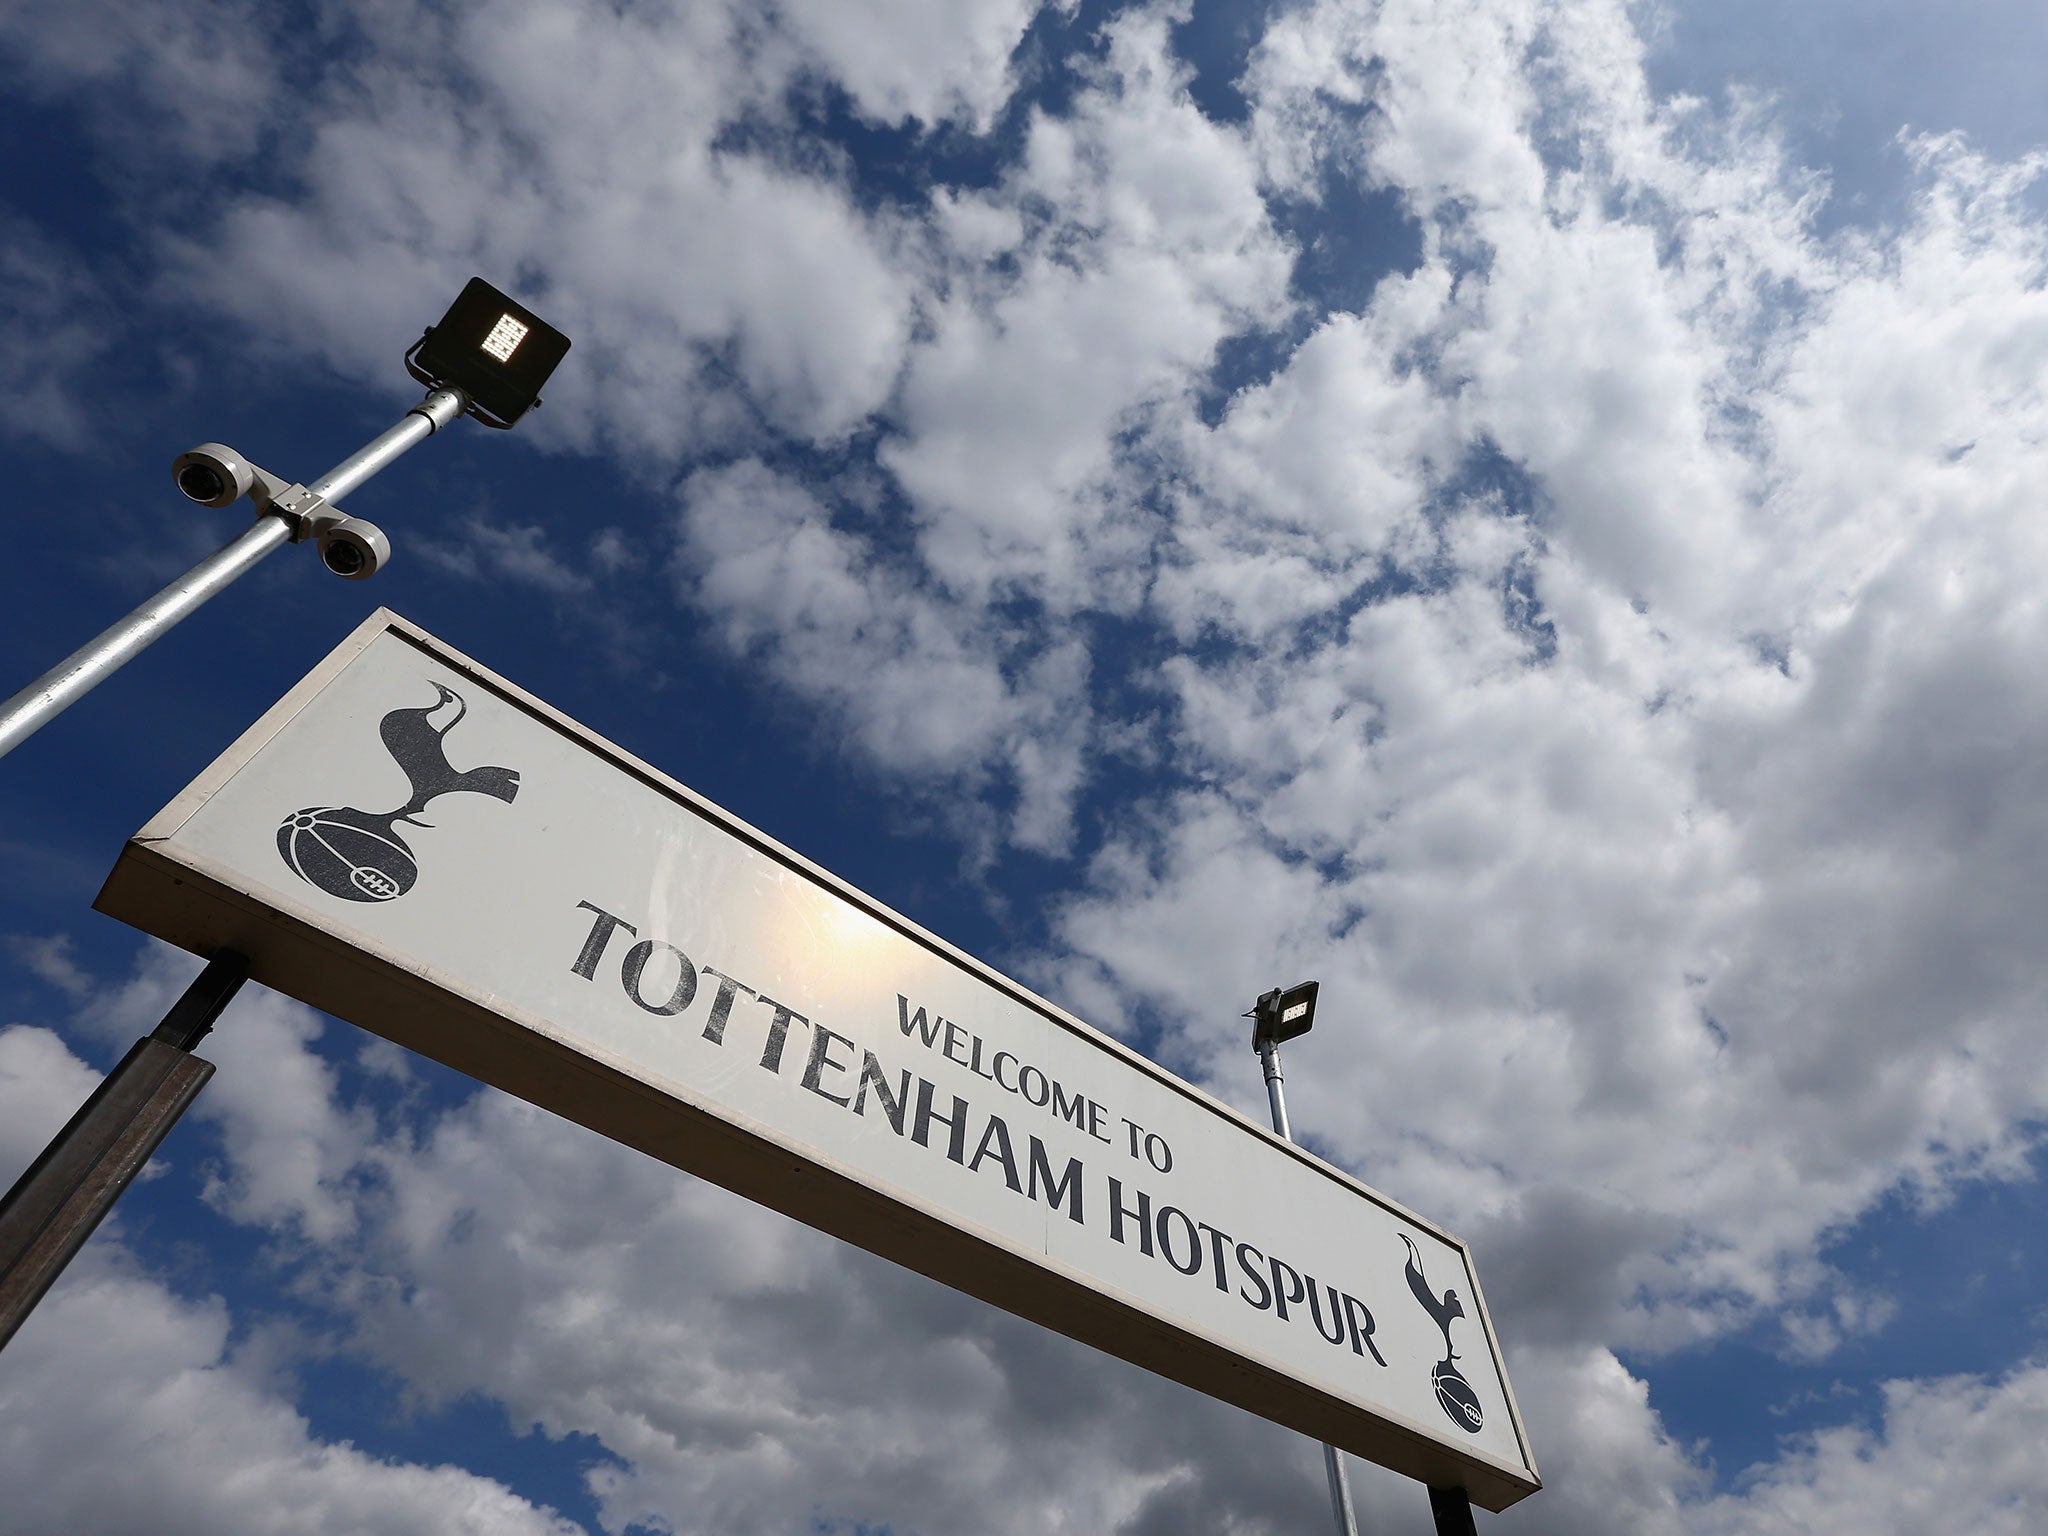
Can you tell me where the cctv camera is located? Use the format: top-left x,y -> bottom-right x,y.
316,516 -> 390,580
170,443 -> 258,508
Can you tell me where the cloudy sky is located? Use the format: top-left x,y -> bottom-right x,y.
5,0 -> 2048,1531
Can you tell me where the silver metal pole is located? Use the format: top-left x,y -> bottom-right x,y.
1259,1039 -> 1363,1536
0,388 -> 465,762
0,518 -> 291,760
1262,1041 -> 1293,1140
1321,1442 -> 1364,1536
309,387 -> 463,502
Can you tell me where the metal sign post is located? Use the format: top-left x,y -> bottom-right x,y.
1429,1484 -> 1480,1536
0,952 -> 248,1351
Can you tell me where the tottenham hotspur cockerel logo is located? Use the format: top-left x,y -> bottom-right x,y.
1402,1233 -> 1484,1434
276,684 -> 521,902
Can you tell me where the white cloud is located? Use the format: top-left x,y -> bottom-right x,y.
0,970 -> 581,1536
49,944 -> 382,1244
888,5 -> 1294,607
332,1078 -> 1488,1536
676,457 -> 1092,852
0,1248 -> 586,1536
0,221 -> 120,449
4,933 -> 95,1001
1487,1345 -> 1697,1536
1689,1364 -> 2048,1536
775,0 -> 1068,131
1033,0 -> 2048,1379
0,0 -> 281,165
0,1023 -> 103,1175
18,936 -> 1350,1536
411,516 -> 595,599
112,0 -> 923,458
1642,0 -> 2048,222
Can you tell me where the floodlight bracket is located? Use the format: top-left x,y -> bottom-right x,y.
406,334 -> 520,430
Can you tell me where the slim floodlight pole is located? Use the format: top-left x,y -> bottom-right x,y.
0,388 -> 465,763
1259,1036 -> 1296,1141
1254,988 -> 1481,1536
1254,1014 -> 1363,1536
0,517 -> 292,762
308,386 -> 466,503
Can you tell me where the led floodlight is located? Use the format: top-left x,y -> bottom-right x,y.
407,277 -> 571,429
1252,980 -> 1319,1050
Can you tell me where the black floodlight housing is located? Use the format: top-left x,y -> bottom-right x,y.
407,277 -> 571,429
1252,980 -> 1320,1051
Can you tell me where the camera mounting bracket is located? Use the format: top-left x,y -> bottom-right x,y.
265,482 -> 341,543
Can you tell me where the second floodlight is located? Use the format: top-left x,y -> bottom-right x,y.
408,277 -> 571,429
1252,980 -> 1320,1050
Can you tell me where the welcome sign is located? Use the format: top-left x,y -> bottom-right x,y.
96,611 -> 1539,1510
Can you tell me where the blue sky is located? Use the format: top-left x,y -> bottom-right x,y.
5,1 -> 2048,1532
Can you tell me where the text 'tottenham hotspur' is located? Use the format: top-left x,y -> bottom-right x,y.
568,899 -> 1387,1369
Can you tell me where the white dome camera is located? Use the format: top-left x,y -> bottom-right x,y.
170,443 -> 258,507
316,516 -> 390,580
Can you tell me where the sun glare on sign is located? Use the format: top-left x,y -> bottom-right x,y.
481,314 -> 530,363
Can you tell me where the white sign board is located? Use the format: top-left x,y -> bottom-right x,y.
97,611 -> 1539,1510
